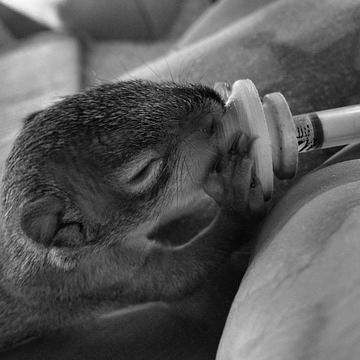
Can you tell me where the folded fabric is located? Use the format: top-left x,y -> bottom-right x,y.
218,144 -> 360,359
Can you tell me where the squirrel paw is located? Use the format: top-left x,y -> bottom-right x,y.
203,132 -> 265,219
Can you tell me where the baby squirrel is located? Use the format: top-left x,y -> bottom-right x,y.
0,80 -> 264,349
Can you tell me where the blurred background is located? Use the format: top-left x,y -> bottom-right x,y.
0,0 -> 215,85
0,0 -> 216,167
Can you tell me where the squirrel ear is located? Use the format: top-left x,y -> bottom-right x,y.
21,196 -> 86,248
20,196 -> 64,247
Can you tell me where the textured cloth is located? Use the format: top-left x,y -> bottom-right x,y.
218,145 -> 360,359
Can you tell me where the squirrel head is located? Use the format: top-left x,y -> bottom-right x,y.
1,80 -> 225,269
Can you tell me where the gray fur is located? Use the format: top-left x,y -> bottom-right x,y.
0,80 -> 260,350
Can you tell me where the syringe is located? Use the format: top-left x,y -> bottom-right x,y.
215,80 -> 360,200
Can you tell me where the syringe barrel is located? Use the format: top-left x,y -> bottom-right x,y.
293,105 -> 360,152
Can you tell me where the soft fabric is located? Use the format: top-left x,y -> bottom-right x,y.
217,144 -> 360,359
